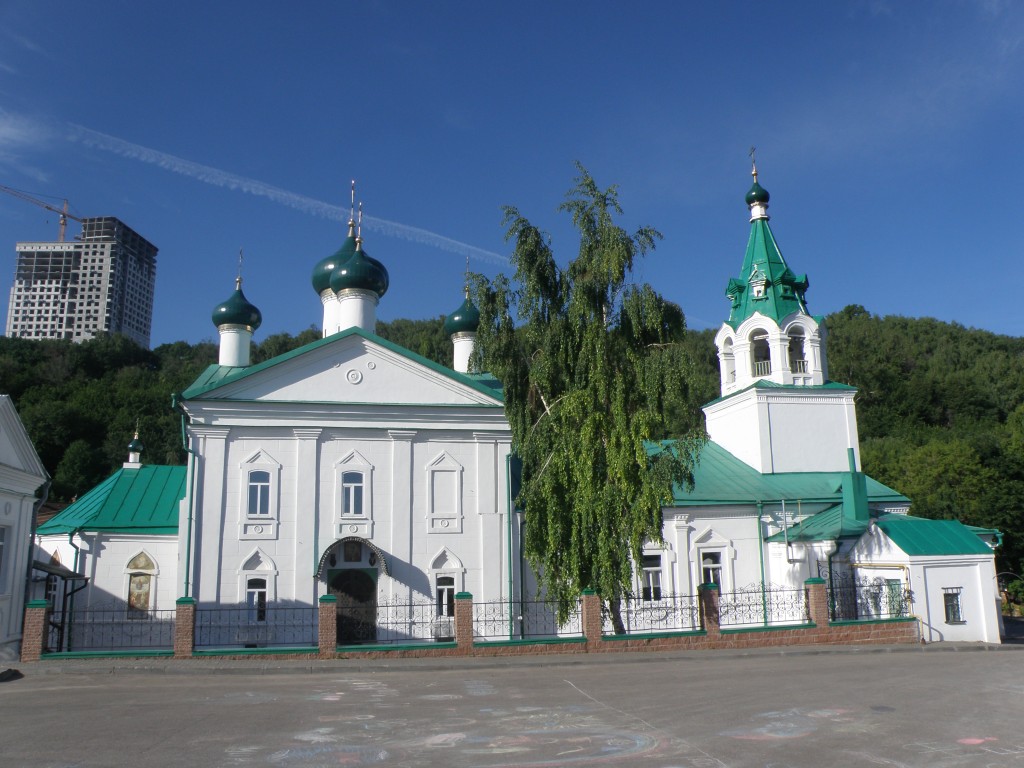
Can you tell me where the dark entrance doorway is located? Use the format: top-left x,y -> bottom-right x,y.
329,569 -> 377,644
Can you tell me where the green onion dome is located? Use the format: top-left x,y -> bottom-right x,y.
443,295 -> 480,335
745,179 -> 770,206
127,435 -> 144,453
212,280 -> 263,329
330,244 -> 389,297
312,230 -> 357,294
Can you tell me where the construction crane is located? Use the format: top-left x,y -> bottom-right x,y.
0,184 -> 85,242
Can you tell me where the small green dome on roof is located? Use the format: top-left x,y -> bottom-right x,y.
444,295 -> 480,335
330,242 -> 389,297
745,179 -> 770,205
127,435 -> 144,453
212,279 -> 263,329
312,228 -> 357,294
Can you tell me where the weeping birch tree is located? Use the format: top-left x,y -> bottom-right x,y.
475,165 -> 705,628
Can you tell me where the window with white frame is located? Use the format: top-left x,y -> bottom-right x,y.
239,451 -> 281,526
434,574 -> 456,642
436,575 -> 456,618
701,551 -> 723,587
246,577 -> 268,622
342,471 -> 364,516
336,451 -> 373,523
247,470 -> 271,517
641,554 -> 663,601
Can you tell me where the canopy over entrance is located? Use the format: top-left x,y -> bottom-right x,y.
315,537 -> 390,577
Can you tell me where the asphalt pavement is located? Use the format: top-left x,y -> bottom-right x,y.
3,641 -> 1024,767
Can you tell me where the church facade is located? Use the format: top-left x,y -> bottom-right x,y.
34,170 -> 1002,647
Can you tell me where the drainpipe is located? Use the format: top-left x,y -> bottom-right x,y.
22,479 -> 51,610
757,501 -> 768,625
66,530 -> 81,651
506,454 -> 513,639
173,394 -> 199,599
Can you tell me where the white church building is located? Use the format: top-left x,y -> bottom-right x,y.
34,170 -> 1002,647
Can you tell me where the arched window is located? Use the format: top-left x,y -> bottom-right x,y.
246,577 -> 268,622
750,331 -> 771,377
247,470 -> 271,516
126,552 -> 157,618
436,575 -> 456,618
342,471 -> 364,516
721,338 -> 736,384
788,328 -> 807,374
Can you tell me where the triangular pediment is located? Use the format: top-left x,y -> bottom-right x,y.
0,395 -> 48,485
183,329 -> 502,407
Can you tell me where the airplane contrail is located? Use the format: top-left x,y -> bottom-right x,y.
67,124 -> 508,265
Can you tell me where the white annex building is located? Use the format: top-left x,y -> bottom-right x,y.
0,395 -> 49,660
34,171 -> 1003,647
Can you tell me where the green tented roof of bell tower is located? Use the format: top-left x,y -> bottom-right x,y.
723,178 -> 811,329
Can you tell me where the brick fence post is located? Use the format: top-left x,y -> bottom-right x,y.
805,578 -> 829,626
20,600 -> 49,663
174,597 -> 196,658
454,592 -> 474,653
318,595 -> 337,656
699,583 -> 721,639
581,589 -> 603,648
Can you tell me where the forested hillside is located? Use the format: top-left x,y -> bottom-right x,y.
2,308 -> 1022,574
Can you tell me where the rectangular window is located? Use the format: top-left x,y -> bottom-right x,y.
641,554 -> 662,601
247,578 -> 268,622
943,587 -> 964,624
247,470 -> 271,516
342,471 -> 364,516
436,576 -> 456,617
701,551 -> 723,587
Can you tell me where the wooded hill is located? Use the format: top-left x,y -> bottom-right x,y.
2,307 -> 1021,576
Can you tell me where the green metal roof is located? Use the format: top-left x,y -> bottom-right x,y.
765,504 -> 869,542
663,441 -> 908,508
724,213 -> 810,328
36,465 -> 185,535
180,326 -> 504,403
875,515 -> 994,556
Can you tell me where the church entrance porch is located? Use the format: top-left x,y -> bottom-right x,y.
329,569 -> 378,644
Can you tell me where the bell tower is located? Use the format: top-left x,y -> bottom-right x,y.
703,161 -> 860,474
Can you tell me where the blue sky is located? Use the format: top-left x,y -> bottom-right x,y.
0,1 -> 1021,347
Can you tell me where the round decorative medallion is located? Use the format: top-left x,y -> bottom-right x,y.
441,519 -> 450,528
253,525 -> 263,534
346,369 -> 363,384
367,361 -> 376,370
349,524 -> 358,532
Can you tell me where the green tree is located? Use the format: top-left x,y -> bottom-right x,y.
475,165 -> 705,627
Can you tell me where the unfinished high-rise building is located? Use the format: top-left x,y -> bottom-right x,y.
5,217 -> 158,348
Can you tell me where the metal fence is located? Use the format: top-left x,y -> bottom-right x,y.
473,598 -> 583,640
47,608 -> 176,652
343,597 -> 453,645
826,577 -> 910,621
605,593 -> 701,635
194,606 -> 318,648
718,583 -> 809,628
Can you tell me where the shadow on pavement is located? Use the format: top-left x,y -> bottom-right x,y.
1002,616 -> 1024,644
